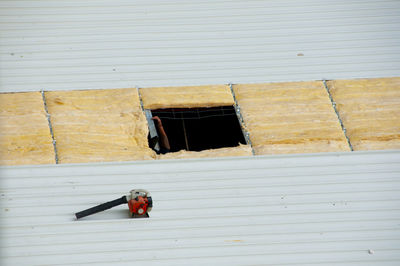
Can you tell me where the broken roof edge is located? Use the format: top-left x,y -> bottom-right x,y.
1,149 -> 399,175
0,83 -> 232,94
3,75 -> 400,93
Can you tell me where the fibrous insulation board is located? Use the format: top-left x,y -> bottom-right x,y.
0,92 -> 55,165
45,89 -> 155,164
233,82 -> 350,155
327,77 -> 400,151
140,85 -> 234,109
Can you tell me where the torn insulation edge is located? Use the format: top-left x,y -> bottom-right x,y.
139,85 -> 234,109
157,144 -> 253,159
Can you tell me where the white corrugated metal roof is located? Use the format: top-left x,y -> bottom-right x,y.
1,150 -> 400,265
1,0 -> 400,92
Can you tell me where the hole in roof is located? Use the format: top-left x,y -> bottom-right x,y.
149,106 -> 246,153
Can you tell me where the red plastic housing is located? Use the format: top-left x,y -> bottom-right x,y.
128,196 -> 149,216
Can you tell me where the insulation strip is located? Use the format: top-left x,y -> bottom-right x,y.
45,88 -> 156,163
0,92 -> 55,165
327,78 -> 400,151
233,82 -> 350,155
140,85 -> 234,109
1,77 -> 399,165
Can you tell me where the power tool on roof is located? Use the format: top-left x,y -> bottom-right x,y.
75,189 -> 152,219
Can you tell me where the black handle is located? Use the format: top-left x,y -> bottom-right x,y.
75,196 -> 128,219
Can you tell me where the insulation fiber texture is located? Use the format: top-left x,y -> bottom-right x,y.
327,78 -> 400,151
45,88 -> 155,164
0,92 -> 55,165
140,85 -> 234,109
233,82 -> 350,155
158,144 -> 253,160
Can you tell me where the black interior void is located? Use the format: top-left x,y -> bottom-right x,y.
151,106 -> 246,153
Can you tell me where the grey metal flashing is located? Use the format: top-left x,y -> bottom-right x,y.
137,87 -> 160,152
41,90 -> 59,164
323,80 -> 354,151
144,109 -> 160,152
229,83 -> 255,155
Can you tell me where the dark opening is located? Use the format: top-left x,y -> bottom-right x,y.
150,106 -> 246,153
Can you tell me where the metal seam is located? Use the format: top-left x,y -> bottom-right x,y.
41,90 -> 59,164
229,83 -> 255,156
137,87 -> 145,112
323,80 -> 354,151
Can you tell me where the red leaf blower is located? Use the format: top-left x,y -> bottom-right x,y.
75,189 -> 152,219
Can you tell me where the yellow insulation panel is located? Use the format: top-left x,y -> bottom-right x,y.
327,77 -> 400,151
140,85 -> 234,109
158,144 -> 253,160
233,82 -> 350,155
0,92 -> 55,165
45,88 -> 155,164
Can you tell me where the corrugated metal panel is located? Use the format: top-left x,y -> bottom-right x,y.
0,0 -> 399,92
1,150 -> 400,265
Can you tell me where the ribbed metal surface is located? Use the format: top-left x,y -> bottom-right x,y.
1,0 -> 399,92
1,150 -> 400,265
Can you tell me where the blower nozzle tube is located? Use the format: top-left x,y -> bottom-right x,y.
75,196 -> 127,219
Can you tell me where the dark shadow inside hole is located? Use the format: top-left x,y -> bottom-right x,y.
149,106 -> 246,153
